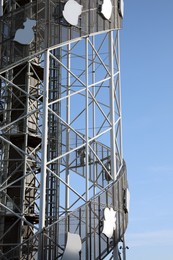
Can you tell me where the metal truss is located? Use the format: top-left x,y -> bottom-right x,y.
0,28 -> 128,260
0,1 -> 128,259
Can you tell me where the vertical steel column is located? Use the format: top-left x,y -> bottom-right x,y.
109,30 -> 119,260
65,42 -> 71,227
85,37 -> 89,202
39,50 -> 49,231
122,235 -> 127,260
20,62 -> 30,248
38,50 -> 49,260
113,246 -> 119,260
109,30 -> 116,181
117,30 -> 123,164
38,1 -> 50,257
85,37 -> 89,259
92,35 -> 97,259
91,36 -> 96,197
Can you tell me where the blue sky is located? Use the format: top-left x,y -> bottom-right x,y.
120,1 -> 173,259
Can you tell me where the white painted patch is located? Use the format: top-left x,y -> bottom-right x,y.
63,0 -> 83,26
14,18 -> 36,45
101,0 -> 113,20
119,0 -> 124,18
102,207 -> 116,238
62,232 -> 82,260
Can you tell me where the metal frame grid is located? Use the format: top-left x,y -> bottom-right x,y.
0,1 -> 128,259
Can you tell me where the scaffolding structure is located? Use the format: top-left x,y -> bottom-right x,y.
0,1 -> 129,259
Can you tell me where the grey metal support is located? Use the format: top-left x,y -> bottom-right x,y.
117,30 -> 123,165
109,30 -> 117,181
85,36 -> 89,260
19,62 -> 30,248
122,235 -> 127,260
113,245 -> 119,260
85,37 -> 89,202
0,1 -> 128,259
65,42 -> 71,215
38,50 -> 49,260
39,50 -> 49,231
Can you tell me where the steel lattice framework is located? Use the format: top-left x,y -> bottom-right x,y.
0,1 -> 129,259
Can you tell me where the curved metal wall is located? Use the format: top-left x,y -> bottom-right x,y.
0,0 -> 122,69
0,1 -> 128,259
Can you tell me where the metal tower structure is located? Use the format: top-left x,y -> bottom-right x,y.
0,0 -> 129,259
